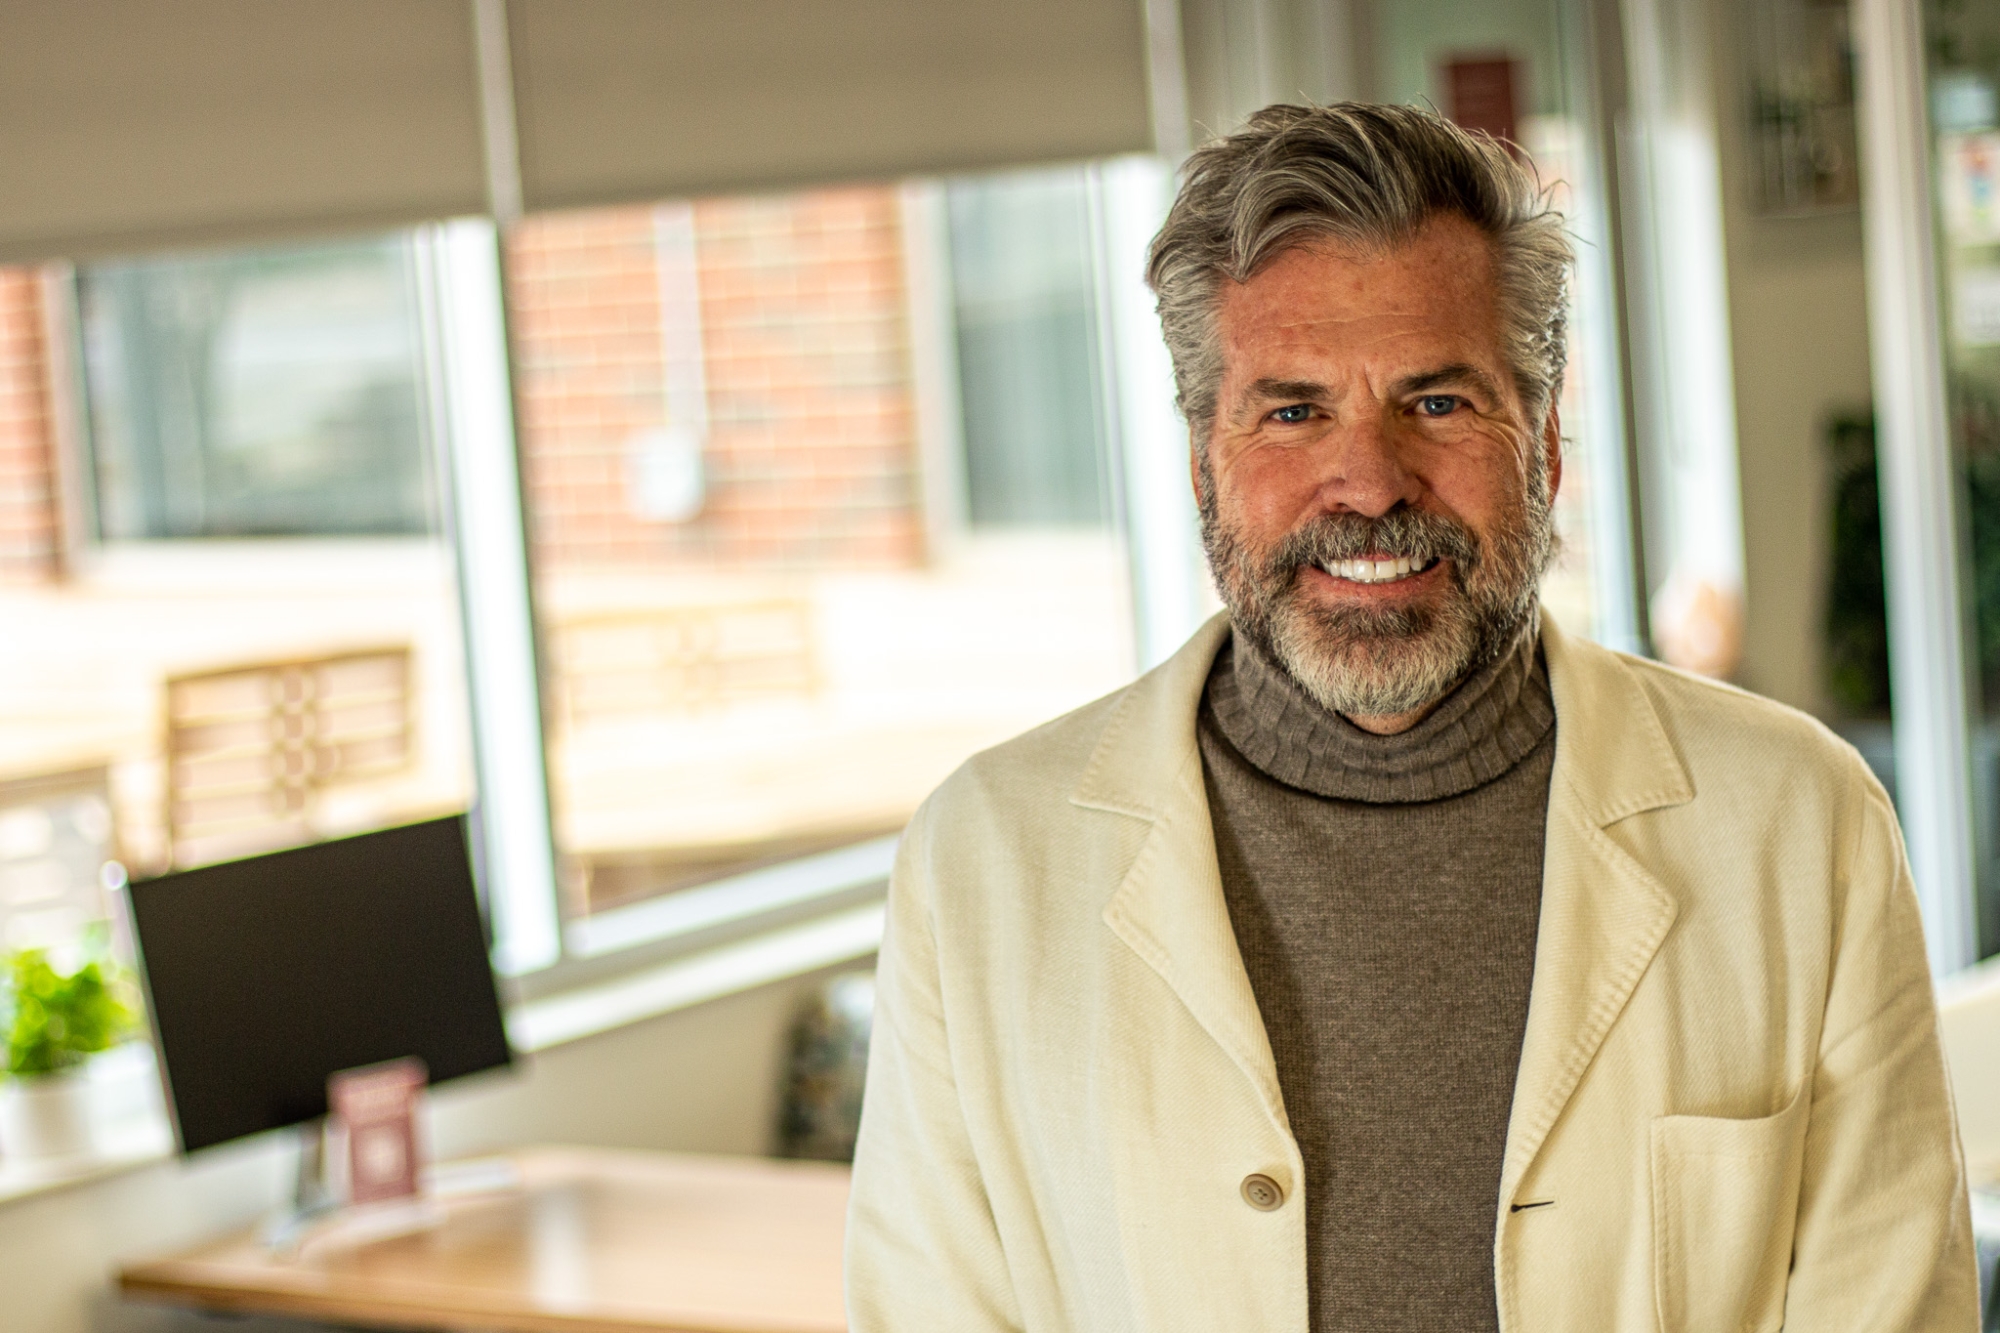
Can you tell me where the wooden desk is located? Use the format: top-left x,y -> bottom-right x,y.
118,1147 -> 849,1333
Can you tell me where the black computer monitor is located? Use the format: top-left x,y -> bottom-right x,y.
127,815 -> 512,1154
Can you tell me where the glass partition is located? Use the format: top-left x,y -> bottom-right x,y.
1919,0 -> 2000,960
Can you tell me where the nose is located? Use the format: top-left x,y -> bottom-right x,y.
1312,412 -> 1422,519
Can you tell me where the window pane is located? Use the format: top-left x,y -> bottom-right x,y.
947,168 -> 1111,527
0,248 -> 475,970
1923,5 -> 2000,959
78,239 -> 433,540
507,178 -> 1137,917
1521,115 -> 1608,641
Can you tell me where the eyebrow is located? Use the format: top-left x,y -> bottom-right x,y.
1235,364 -> 1508,419
1391,362 -> 1506,404
1242,377 -> 1332,405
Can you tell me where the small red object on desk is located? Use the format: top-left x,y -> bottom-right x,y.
328,1056 -> 425,1206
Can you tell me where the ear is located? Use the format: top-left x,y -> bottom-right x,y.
1189,433 -> 1203,503
1541,406 -> 1563,501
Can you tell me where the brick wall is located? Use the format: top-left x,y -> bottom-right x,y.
0,268 -> 60,583
0,188 -> 927,585
508,186 -> 924,573
508,204 -> 668,568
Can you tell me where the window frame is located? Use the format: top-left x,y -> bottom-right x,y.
420,215 -> 906,992
42,152 -> 1646,1012
427,166 -> 1202,994
431,166 -> 1206,990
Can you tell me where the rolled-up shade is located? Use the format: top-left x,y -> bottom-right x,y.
0,1 -> 489,263
508,0 -> 1154,212
0,0 -> 1155,264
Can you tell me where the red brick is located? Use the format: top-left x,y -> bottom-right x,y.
507,185 -> 921,575
0,266 -> 58,584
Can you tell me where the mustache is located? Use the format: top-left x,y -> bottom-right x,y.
1265,509 -> 1481,578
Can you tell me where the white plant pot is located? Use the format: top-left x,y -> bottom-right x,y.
0,1069 -> 98,1164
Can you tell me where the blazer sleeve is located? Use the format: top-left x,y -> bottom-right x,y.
1781,770 -> 1980,1331
845,803 -> 1024,1333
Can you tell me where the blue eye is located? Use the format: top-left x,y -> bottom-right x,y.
1417,395 -> 1459,417
1272,404 -> 1312,424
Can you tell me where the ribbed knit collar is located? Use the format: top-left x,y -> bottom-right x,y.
1206,615 -> 1554,804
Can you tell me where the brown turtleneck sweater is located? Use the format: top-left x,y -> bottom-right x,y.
1198,621 -> 1555,1333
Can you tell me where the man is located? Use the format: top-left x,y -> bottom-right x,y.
847,103 -> 1976,1331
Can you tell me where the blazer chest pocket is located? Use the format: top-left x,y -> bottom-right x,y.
1650,1083 -> 1809,1333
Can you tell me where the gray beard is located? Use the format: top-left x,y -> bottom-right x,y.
1197,454 -> 1555,719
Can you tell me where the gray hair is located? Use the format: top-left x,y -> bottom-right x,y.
1146,102 -> 1573,443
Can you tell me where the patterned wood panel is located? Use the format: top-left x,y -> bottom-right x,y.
164,648 -> 413,868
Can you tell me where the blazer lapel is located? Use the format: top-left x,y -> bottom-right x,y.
1075,615 -> 1290,1131
1498,621 -> 1691,1206
1069,613 -> 1695,1171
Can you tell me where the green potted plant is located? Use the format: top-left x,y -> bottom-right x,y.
0,942 -> 138,1163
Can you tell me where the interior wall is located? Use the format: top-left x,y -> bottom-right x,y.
4,964 -> 860,1333
1706,0 -> 1874,717
1723,209 -> 1872,717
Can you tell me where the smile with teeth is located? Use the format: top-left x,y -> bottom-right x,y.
1322,556 -> 1439,584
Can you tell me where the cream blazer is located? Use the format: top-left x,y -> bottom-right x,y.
847,615 -> 1977,1332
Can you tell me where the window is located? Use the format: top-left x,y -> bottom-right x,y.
947,168 -> 1112,528
504,173 -> 1137,927
0,243 -> 476,963
3,168 -> 1155,985
1905,9 -> 2000,963
498,171 -> 1144,932
1,146 -> 1642,993
77,239 -> 434,541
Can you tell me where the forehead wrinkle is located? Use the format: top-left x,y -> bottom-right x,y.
1223,291 -> 1489,367
1237,304 -> 1441,339
1212,225 -> 1517,425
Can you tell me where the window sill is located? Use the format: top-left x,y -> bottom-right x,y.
561,836 -> 896,962
0,899 -> 885,1211
0,1115 -> 174,1208
508,897 -> 885,1052
0,1043 -> 175,1208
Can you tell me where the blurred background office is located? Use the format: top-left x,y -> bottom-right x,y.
0,0 -> 1991,1327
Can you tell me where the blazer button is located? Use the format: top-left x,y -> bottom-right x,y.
1240,1173 -> 1285,1211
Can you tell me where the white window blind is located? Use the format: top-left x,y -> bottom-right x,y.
0,0 -> 1155,264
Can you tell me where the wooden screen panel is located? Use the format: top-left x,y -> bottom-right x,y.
164,648 -> 414,868
552,600 -> 818,730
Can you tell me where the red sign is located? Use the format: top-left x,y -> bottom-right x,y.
1446,57 -> 1521,147
329,1057 -> 427,1206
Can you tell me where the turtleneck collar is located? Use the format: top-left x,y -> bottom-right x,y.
1205,614 -> 1554,804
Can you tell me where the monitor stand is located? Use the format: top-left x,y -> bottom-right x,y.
258,1119 -> 338,1253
